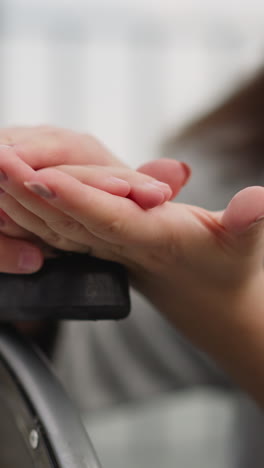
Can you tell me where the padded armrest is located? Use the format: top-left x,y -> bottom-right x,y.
0,253 -> 130,321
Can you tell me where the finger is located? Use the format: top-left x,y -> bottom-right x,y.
222,187 -> 264,233
0,126 -> 37,145
0,191 -> 91,252
1,142 -> 168,213
0,130 -> 179,208
23,167 -> 165,246
0,233 -> 43,273
221,186 -> 264,266
53,165 -> 131,197
137,158 -> 191,199
0,146 -> 72,222
0,148 -> 109,250
56,164 -> 173,209
11,127 -> 125,168
0,196 -> 75,258
0,207 -> 38,240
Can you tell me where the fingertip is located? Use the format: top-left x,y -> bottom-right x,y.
106,177 -> 131,197
149,180 -> 173,201
179,162 -> 192,186
137,159 -> 192,198
0,235 -> 44,274
222,186 -> 264,233
18,245 -> 44,273
128,185 -> 166,209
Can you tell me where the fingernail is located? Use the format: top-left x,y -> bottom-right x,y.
255,215 -> 264,223
18,248 -> 42,272
180,162 -> 191,185
144,183 -> 166,201
0,169 -> 8,182
150,180 -> 170,189
239,215 -> 264,233
107,176 -> 130,188
247,215 -> 264,229
144,182 -> 171,203
149,180 -> 173,198
155,191 -> 166,205
144,182 -> 166,192
145,181 -> 170,191
0,144 -> 12,149
24,182 -> 55,199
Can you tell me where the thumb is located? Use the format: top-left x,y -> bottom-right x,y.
0,234 -> 44,274
221,186 -> 264,264
137,158 -> 191,199
222,186 -> 264,234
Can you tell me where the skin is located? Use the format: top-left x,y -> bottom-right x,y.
0,126 -> 188,333
0,127 -> 190,259
0,127 -> 264,405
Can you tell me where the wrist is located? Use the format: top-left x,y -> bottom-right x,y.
134,266 -> 264,405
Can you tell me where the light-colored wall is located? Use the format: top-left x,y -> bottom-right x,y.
0,0 -> 263,165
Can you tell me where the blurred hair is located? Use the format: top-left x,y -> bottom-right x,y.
164,67 -> 264,175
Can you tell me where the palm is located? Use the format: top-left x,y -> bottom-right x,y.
140,160 -> 264,285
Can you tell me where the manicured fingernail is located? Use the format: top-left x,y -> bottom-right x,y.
24,182 -> 56,199
180,162 -> 191,185
0,169 -> 8,182
18,248 -> 42,272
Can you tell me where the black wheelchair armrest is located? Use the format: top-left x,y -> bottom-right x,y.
0,254 -> 130,466
0,253 -> 130,321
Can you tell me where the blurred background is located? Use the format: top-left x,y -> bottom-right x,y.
1,0 -> 264,166
1,1 -> 264,468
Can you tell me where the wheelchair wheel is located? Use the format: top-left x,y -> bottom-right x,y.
0,325 -> 102,468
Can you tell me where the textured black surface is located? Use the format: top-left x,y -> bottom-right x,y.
0,254 -> 130,321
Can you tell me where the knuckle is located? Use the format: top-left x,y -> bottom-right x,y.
50,139 -> 68,157
52,218 -> 84,236
40,228 -> 77,251
38,126 -> 70,154
37,125 -> 62,135
80,132 -> 98,145
95,217 -> 124,238
41,229 -> 62,247
0,133 -> 14,145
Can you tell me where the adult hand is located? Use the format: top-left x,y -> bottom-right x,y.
0,127 -> 189,253
0,229 -> 43,273
0,143 -> 262,403
0,125 -> 189,203
0,127 -> 187,342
